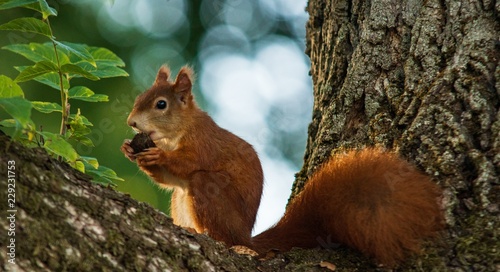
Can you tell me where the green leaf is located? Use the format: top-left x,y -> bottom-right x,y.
74,160 -> 85,173
68,86 -> 108,102
21,1 -> 57,18
53,41 -> 95,66
31,101 -> 61,113
69,113 -> 92,126
0,96 -> 32,127
81,156 -> 99,169
78,63 -> 129,78
67,109 -> 92,146
36,74 -> 68,90
86,164 -> 123,186
61,63 -> 99,81
37,0 -> 57,18
0,0 -> 38,10
16,66 -> 69,90
38,131 -> 78,162
30,69 -> 69,91
0,17 -> 51,37
98,65 -> 128,78
68,117 -> 92,137
88,47 -> 125,67
0,75 -> 24,98
15,60 -> 58,82
0,119 -> 23,140
0,118 -> 16,127
72,135 -> 94,147
3,43 -> 70,65
73,46 -> 128,78
91,165 -> 123,181
0,117 -> 35,141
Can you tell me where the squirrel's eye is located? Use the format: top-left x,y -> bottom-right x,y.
156,100 -> 167,110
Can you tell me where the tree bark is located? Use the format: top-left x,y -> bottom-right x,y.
299,0 -> 499,270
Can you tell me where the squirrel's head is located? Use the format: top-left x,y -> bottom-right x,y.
127,65 -> 197,142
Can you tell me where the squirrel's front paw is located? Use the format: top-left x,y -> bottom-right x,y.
120,139 -> 136,161
136,147 -> 165,166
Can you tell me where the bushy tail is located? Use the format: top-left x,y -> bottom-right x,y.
252,148 -> 444,266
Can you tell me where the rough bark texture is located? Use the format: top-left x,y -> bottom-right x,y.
297,0 -> 499,270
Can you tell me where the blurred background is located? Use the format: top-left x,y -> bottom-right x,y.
0,0 -> 312,234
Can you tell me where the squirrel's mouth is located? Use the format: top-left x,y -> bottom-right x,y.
131,128 -> 160,142
131,127 -> 141,133
131,127 -> 153,137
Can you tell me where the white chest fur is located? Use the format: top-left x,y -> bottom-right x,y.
170,188 -> 199,231
154,137 -> 199,231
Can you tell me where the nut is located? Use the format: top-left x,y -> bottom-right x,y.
129,133 -> 156,154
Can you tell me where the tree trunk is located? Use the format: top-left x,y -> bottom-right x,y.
299,0 -> 499,270
1,0 -> 498,270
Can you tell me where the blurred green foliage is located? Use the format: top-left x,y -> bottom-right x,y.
0,1 -> 169,210
0,0 -> 127,186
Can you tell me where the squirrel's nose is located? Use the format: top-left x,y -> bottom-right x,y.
127,114 -> 137,128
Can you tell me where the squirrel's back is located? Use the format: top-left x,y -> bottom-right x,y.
252,148 -> 444,266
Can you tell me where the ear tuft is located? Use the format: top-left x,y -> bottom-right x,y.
154,65 -> 171,85
174,66 -> 194,93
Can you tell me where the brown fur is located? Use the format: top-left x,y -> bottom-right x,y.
253,149 -> 444,266
121,66 -> 444,267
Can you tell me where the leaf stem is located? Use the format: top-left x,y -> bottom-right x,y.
45,18 -> 68,137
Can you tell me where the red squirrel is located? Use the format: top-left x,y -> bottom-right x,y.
120,65 -> 444,266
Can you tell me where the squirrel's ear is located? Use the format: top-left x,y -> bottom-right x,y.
174,66 -> 194,93
174,66 -> 194,105
154,65 -> 170,85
